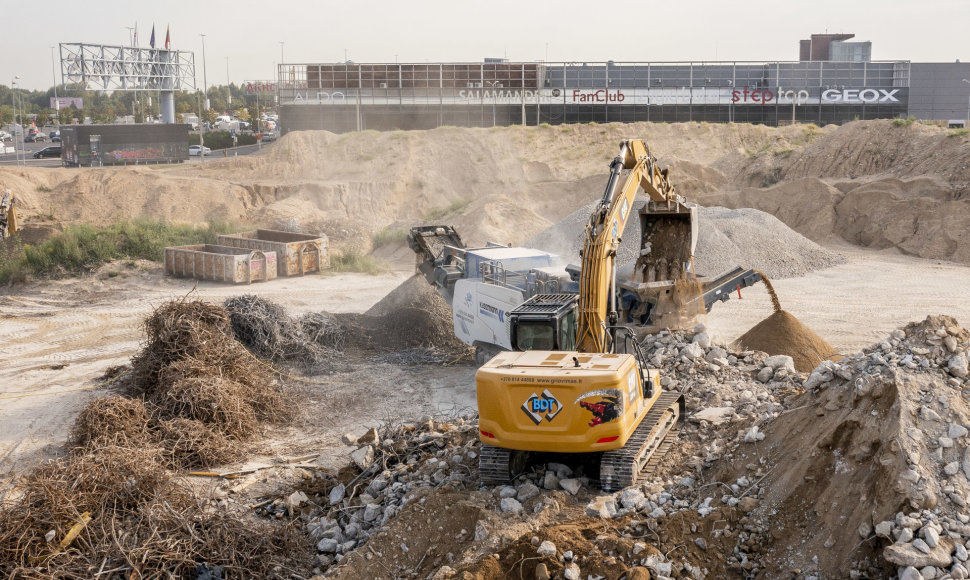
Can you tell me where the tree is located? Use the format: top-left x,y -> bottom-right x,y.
0,104 -> 12,125
59,105 -> 75,124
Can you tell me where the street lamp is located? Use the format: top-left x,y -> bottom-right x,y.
10,76 -> 20,166
200,34 -> 209,113
226,57 -> 231,110
963,79 -> 970,125
50,46 -> 60,128
485,80 -> 502,127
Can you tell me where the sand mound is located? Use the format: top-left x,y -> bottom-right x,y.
736,310 -> 836,372
526,199 -> 845,279
6,120 -> 970,263
718,315 -> 970,577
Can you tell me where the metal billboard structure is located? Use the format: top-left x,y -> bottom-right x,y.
59,43 -> 196,123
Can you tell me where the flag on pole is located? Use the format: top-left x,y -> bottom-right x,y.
149,25 -> 155,49
164,25 -> 171,50
133,22 -> 138,47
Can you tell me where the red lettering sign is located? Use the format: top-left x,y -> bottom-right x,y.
730,87 -> 774,106
571,89 -> 626,103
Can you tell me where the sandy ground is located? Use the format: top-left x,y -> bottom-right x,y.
703,243 -> 970,353
2,244 -> 969,492
0,262 -> 425,483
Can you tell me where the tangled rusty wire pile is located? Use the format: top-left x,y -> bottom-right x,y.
0,298 -> 313,578
224,294 -> 340,370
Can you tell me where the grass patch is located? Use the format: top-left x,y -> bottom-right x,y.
372,226 -> 409,249
0,219 -> 238,284
36,185 -> 52,192
426,197 -> 472,221
948,128 -> 970,138
328,248 -> 385,274
892,116 -> 917,127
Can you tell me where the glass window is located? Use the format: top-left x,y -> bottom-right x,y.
516,322 -> 555,351
558,310 -> 577,351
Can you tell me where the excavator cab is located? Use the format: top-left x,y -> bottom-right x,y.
507,294 -> 578,352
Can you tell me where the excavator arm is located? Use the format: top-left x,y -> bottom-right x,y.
575,140 -> 684,353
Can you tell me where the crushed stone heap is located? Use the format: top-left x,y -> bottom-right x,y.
525,199 -> 846,280
720,314 -> 970,578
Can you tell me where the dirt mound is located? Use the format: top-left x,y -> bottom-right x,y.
734,275 -> 837,372
735,309 -> 836,372
716,315 -> 970,578
356,274 -> 470,355
6,120 -> 969,263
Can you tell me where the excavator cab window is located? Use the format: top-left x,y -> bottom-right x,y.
557,309 -> 577,351
515,322 -> 555,351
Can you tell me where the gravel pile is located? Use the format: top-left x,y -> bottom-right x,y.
526,199 -> 846,279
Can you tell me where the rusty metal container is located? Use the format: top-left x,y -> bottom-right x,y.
163,244 -> 278,284
216,229 -> 329,276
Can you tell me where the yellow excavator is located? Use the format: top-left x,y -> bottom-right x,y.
477,140 -> 688,491
0,189 -> 18,240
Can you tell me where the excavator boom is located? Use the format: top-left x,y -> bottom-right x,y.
575,140 -> 688,353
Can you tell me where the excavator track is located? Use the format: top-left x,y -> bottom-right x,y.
600,392 -> 684,492
479,445 -> 513,485
479,445 -> 531,486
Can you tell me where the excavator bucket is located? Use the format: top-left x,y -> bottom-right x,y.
636,201 -> 697,284
617,201 -> 702,332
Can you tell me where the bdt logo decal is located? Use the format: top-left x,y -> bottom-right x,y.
522,389 -> 562,425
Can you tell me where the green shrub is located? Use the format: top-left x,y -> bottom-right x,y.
948,128 -> 970,138
372,227 -> 409,248
328,248 -> 385,275
892,116 -> 916,127
188,131 -> 257,150
0,219 -> 239,284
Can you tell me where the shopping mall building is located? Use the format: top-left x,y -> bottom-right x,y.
261,34 -> 970,133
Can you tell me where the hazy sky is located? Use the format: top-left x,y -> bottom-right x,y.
2,0 -> 967,91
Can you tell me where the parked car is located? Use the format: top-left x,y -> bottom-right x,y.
188,145 -> 212,156
261,131 -> 277,142
49,131 -> 61,142
32,145 -> 62,159
0,131 -> 11,143
25,133 -> 48,143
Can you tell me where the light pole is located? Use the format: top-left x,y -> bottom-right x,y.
963,79 -> 970,125
226,57 -> 231,111
279,42 -> 285,87
50,46 -> 60,128
11,76 -> 20,166
200,34 -> 209,113
485,80 -> 502,127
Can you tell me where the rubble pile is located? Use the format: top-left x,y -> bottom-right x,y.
714,315 -> 970,578
265,418 -> 481,573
